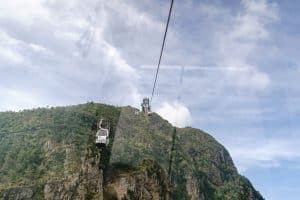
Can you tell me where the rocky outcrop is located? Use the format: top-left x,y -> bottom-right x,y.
186,176 -> 204,200
104,160 -> 170,200
43,156 -> 103,200
1,187 -> 33,200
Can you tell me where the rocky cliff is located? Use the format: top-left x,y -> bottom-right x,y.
103,160 -> 170,200
0,103 -> 264,200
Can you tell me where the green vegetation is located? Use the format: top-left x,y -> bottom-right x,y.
0,103 -> 263,199
110,107 -> 264,199
0,103 -> 120,194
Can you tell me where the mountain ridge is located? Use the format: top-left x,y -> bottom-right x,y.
0,102 -> 264,200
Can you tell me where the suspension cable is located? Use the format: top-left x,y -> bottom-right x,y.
150,0 -> 174,105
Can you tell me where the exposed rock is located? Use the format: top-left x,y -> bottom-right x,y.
43,152 -> 103,200
104,160 -> 170,200
186,176 -> 203,200
2,187 -> 33,200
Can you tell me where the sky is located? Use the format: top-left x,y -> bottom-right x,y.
0,0 -> 299,199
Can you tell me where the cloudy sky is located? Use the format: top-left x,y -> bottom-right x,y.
1,0 -> 300,199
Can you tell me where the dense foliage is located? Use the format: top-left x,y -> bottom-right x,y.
110,107 -> 264,200
0,103 -> 120,194
0,103 -> 263,199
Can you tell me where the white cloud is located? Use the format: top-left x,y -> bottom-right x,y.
0,47 -> 24,64
29,43 -> 48,52
217,0 -> 279,90
105,0 -> 163,30
231,0 -> 278,41
223,62 -> 271,90
155,102 -> 192,128
0,87 -> 40,111
0,0 -> 144,109
0,31 -> 24,64
222,133 -> 300,172
0,0 -> 49,25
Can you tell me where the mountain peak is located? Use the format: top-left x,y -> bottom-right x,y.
0,103 -> 264,199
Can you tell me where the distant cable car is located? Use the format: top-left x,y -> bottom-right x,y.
141,98 -> 152,115
95,119 -> 109,148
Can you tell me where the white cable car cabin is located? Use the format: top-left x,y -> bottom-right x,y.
95,119 -> 109,148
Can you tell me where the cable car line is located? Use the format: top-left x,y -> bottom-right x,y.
150,0 -> 174,105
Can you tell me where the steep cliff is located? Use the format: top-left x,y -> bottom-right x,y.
110,106 -> 263,200
0,103 -> 264,200
104,160 -> 170,200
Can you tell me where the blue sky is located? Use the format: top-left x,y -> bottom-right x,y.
0,0 -> 299,199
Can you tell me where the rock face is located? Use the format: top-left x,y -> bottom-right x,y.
104,160 -> 170,200
0,103 -> 264,200
2,187 -> 33,200
110,107 -> 264,200
43,153 -> 103,200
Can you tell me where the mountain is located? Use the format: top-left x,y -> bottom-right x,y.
0,103 -> 264,200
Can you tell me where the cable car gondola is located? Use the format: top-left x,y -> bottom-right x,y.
95,119 -> 109,148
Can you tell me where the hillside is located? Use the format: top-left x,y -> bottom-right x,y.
0,103 -> 264,200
